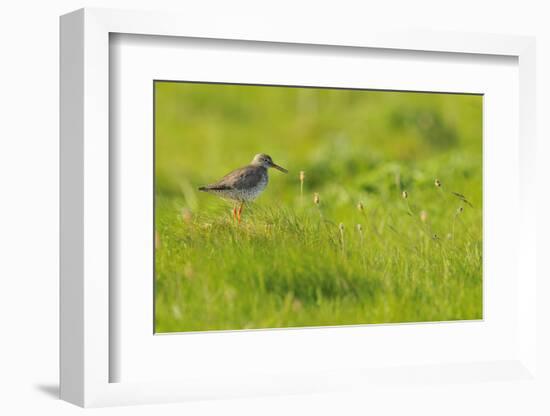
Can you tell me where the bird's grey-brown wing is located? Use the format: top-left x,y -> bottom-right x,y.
199,166 -> 264,191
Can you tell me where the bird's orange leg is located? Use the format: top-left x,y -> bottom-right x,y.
232,206 -> 237,223
237,202 -> 244,223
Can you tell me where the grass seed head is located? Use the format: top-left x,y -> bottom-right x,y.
313,192 -> 320,205
356,223 -> 363,232
357,201 -> 364,211
299,170 -> 305,182
402,190 -> 408,199
180,208 -> 192,223
435,179 -> 442,188
420,210 -> 428,223
338,223 -> 346,253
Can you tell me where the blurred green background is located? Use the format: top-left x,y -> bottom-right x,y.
155,81 -> 482,332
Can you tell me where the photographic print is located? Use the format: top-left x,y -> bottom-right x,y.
154,81 -> 482,333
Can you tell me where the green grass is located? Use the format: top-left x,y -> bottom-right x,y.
154,82 -> 482,333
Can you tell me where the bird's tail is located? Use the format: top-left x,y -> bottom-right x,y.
198,184 -> 230,191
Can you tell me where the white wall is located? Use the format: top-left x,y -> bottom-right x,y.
1,1 -> 548,415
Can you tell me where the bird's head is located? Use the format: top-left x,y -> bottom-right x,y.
251,153 -> 288,173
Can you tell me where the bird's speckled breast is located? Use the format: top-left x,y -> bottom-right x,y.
239,173 -> 268,201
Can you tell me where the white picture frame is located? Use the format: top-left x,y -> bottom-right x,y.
60,7 -> 538,407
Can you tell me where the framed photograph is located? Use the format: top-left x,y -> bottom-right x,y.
60,8 -> 538,407
153,81 -> 483,334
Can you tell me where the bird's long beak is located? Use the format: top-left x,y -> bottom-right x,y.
271,163 -> 288,173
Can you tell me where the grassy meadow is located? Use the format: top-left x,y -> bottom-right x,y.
154,81 -> 483,333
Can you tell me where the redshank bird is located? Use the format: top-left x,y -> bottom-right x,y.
198,153 -> 288,222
